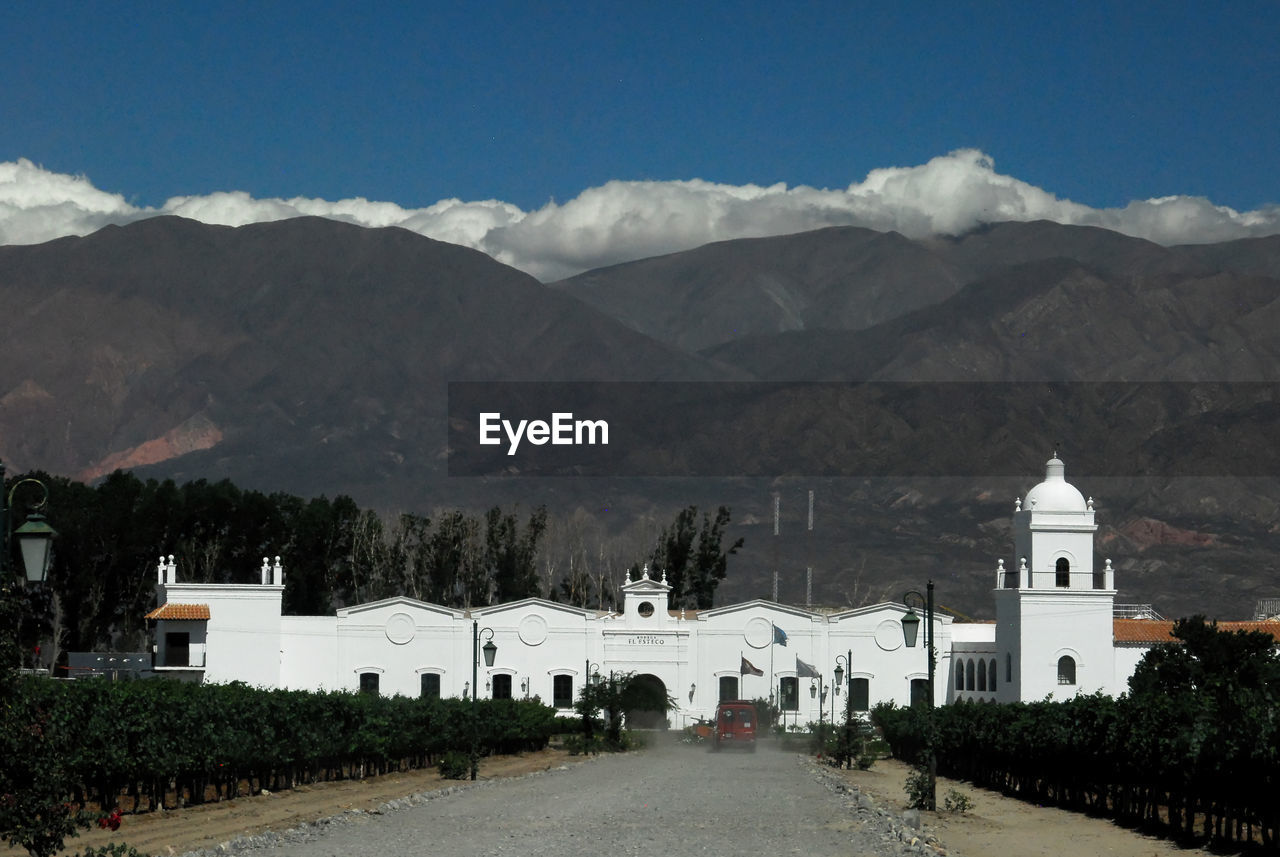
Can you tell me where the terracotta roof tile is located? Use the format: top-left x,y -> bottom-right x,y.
146,603 -> 210,621
1114,618 -> 1280,644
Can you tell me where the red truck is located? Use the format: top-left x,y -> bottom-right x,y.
712,700 -> 758,751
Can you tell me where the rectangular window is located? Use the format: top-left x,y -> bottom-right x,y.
909,678 -> 929,707
779,676 -> 798,711
553,675 -> 573,709
359,672 -> 380,695
420,673 -> 440,699
165,632 -> 190,667
492,674 -> 513,699
719,675 -> 739,702
850,678 -> 870,712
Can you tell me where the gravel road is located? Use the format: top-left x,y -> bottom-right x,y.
221,736 -> 927,857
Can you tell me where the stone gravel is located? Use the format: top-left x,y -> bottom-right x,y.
181,737 -> 951,857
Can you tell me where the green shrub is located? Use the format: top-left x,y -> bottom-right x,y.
437,751 -> 470,780
76,844 -> 146,857
943,788 -> 973,813
904,766 -> 933,810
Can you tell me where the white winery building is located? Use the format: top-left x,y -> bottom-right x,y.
146,458 -> 1277,725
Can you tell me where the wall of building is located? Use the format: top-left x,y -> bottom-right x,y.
146,459 -> 1181,721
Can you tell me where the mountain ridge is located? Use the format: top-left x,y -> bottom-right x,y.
2,216 -> 1279,621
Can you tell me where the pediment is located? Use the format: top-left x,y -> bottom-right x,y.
698,599 -> 820,623
337,596 -> 463,622
472,597 -> 600,623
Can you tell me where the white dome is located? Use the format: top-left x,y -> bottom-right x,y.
1023,457 -> 1087,512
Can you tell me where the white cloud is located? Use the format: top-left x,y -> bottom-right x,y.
2,152 -> 1278,281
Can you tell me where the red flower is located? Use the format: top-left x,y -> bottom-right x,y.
98,809 -> 122,831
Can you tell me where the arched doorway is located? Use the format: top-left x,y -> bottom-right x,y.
622,673 -> 670,729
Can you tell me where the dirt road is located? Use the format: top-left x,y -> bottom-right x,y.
5,750 -> 578,857
19,742 -> 1231,857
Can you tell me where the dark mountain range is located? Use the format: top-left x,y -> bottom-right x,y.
2,216 -> 1279,623
703,258 -> 1280,382
0,216 -> 731,504
550,221 -> 1231,354
551,226 -> 964,351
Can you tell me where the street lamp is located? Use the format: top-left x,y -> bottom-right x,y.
2,462 -> 57,585
835,650 -> 852,766
902,581 -> 936,810
810,679 -> 828,731
584,660 -> 600,746
2,461 -> 58,672
470,620 -> 497,780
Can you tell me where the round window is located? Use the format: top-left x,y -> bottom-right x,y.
638,601 -> 655,617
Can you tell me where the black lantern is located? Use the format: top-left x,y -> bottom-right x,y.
901,606 -> 921,648
482,638 -> 497,667
15,511 -> 56,584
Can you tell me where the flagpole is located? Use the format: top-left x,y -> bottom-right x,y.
769,632 -> 775,709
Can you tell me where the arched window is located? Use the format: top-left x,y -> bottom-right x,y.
850,678 -> 870,712
956,665 -> 965,692
780,676 -> 799,711
420,673 -> 440,699
988,659 -> 997,692
1056,557 -> 1070,587
359,672 -> 380,695
553,675 -> 574,709
965,659 -> 975,691
977,661 -> 987,692
1057,656 -> 1076,685
719,675 -> 739,702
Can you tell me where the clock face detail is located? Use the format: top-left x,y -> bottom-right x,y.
744,617 -> 772,649
874,620 -> 903,651
385,612 -> 415,645
519,614 -> 548,646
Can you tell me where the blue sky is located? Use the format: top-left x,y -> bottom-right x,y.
3,3 -> 1278,278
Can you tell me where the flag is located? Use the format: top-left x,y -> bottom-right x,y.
741,656 -> 764,676
795,657 -> 820,678
772,624 -> 788,646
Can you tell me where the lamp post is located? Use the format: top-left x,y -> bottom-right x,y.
902,581 -> 936,810
835,650 -> 852,765
2,460 -> 58,671
470,620 -> 497,781
810,679 -> 829,733
584,660 -> 600,747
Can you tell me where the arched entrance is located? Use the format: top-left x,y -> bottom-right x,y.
622,673 -> 670,729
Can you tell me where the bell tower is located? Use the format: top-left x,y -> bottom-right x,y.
620,564 -> 675,629
994,456 -> 1116,701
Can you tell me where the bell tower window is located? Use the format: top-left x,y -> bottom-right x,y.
1055,558 -> 1070,588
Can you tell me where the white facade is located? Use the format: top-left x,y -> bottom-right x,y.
147,457 -> 1186,723
149,560 -> 952,726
